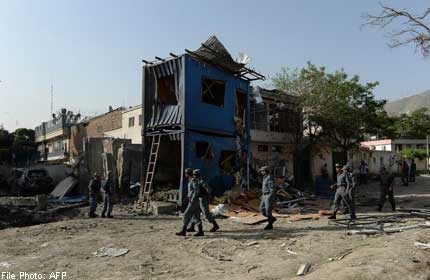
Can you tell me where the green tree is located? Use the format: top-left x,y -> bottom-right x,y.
386,108 -> 430,139
0,128 -> 14,162
11,128 -> 37,165
272,62 -> 387,153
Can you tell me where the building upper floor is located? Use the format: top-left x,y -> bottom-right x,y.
250,87 -> 302,144
35,109 -> 81,143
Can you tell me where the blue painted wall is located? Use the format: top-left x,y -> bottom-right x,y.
181,55 -> 250,194
184,55 -> 249,135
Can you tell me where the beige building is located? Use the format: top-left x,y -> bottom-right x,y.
104,105 -> 142,144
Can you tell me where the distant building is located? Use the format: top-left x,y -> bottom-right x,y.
361,139 -> 428,152
35,109 -> 80,162
104,105 -> 142,144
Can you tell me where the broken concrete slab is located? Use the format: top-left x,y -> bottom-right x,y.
50,176 -> 79,200
296,263 -> 311,276
0,195 -> 48,211
151,201 -> 177,215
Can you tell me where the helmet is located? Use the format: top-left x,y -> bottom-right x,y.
193,169 -> 201,176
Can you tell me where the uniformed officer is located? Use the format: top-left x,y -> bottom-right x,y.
377,167 -> 396,211
101,171 -> 114,218
343,164 -> 357,214
195,171 -> 219,233
88,172 -> 101,218
328,164 -> 357,220
259,166 -> 277,230
176,169 -> 203,237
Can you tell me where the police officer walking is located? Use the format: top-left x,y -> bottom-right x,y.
101,171 -> 114,218
328,164 -> 357,220
259,166 -> 276,230
187,170 -> 220,233
176,169 -> 203,237
88,172 -> 101,218
377,167 -> 396,212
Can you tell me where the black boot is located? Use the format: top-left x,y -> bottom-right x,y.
194,224 -> 204,236
350,213 -> 357,220
264,222 -> 273,230
328,213 -> 337,220
176,225 -> 187,236
377,205 -> 382,212
186,223 -> 196,232
209,221 -> 219,232
89,212 -> 98,218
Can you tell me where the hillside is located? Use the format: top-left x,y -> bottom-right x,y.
385,90 -> 430,115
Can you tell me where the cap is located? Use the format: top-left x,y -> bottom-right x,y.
94,172 -> 100,177
259,166 -> 269,172
193,169 -> 200,175
335,163 -> 342,168
185,168 -> 193,174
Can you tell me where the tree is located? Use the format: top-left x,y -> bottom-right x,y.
384,108 -> 430,139
364,3 -> 430,58
272,63 -> 387,154
0,128 -> 14,163
11,128 -> 37,165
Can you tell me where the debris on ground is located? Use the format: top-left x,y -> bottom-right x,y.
414,242 -> 430,250
93,247 -> 130,257
0,261 -> 12,268
296,263 -> 311,276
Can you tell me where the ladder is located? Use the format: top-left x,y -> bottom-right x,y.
139,134 -> 161,212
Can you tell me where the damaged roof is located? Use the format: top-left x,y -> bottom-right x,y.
143,35 -> 265,81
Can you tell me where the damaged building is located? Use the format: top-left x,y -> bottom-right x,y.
250,87 -> 303,178
141,36 -> 265,205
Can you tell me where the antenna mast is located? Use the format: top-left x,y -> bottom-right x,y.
50,83 -> 54,117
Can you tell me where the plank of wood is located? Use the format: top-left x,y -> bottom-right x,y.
296,263 -> 311,276
229,215 -> 268,225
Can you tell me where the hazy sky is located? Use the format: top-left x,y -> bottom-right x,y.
0,0 -> 429,131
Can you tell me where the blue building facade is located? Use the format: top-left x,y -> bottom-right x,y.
142,36 -> 264,205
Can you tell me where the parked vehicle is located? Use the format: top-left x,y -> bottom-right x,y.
16,168 -> 54,196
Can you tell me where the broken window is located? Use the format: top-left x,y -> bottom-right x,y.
235,89 -> 247,119
157,75 -> 177,105
195,141 -> 213,159
201,77 -> 226,107
219,150 -> 237,173
258,145 -> 268,152
129,117 -> 135,127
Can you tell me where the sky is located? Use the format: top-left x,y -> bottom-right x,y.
0,0 -> 429,131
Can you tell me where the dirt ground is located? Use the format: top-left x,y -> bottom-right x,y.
0,176 -> 429,280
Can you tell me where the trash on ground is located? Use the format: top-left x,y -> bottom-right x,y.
93,247 -> 130,257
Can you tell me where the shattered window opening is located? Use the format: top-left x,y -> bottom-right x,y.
157,75 -> 177,105
195,141 -> 213,159
201,77 -> 226,107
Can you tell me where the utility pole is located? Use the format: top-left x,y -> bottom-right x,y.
50,83 -> 54,117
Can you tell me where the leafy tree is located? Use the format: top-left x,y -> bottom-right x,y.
0,129 -> 14,163
399,148 -> 428,160
11,128 -> 37,165
385,108 -> 430,139
272,63 -> 387,154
